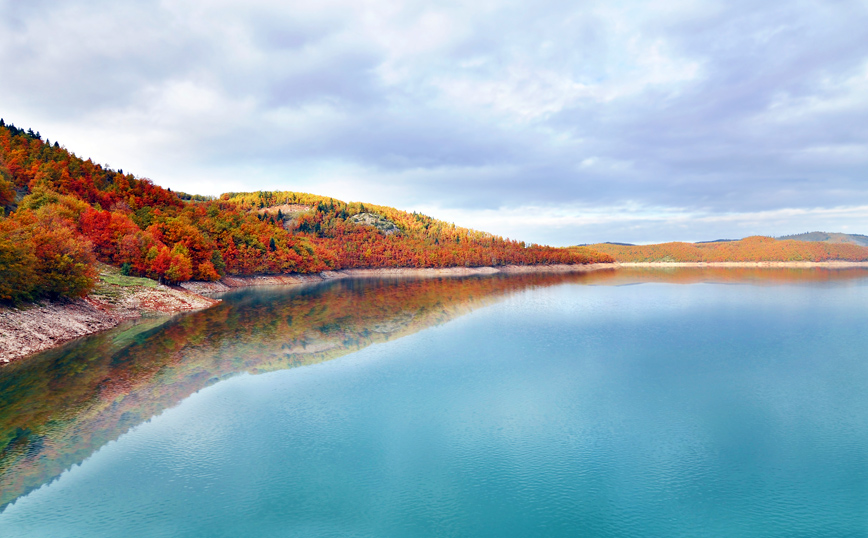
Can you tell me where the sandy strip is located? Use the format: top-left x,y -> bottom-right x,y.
619,261 -> 868,268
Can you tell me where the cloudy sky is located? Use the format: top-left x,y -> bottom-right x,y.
2,0 -> 867,245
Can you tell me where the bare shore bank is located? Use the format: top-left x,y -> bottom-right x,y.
0,280 -> 218,364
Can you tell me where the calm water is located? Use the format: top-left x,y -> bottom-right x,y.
2,268 -> 868,537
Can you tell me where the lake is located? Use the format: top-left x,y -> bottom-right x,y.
2,268 -> 868,537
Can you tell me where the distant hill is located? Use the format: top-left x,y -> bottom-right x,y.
585,236 -> 868,263
0,120 -> 611,304
778,232 -> 868,247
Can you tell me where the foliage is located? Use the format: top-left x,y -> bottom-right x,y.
224,191 -> 612,269
0,120 -> 611,303
0,208 -> 97,303
0,223 -> 38,303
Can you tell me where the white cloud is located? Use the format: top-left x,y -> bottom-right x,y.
412,202 -> 868,246
2,0 -> 868,244
763,61 -> 868,122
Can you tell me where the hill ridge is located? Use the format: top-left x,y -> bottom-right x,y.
777,231 -> 868,247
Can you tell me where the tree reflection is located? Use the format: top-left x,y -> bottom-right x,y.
2,267 -> 866,509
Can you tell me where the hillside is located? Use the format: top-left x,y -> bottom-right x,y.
778,231 -> 868,247
587,236 -> 868,263
0,120 -> 611,304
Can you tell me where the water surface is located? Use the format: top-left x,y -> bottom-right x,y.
2,268 -> 868,536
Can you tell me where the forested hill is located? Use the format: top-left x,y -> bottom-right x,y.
778,232 -> 868,247
588,236 -> 868,263
0,120 -> 611,304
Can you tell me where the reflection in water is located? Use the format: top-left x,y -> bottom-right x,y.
585,265 -> 868,286
1,266 -> 866,509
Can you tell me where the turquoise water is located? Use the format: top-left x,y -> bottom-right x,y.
2,271 -> 868,536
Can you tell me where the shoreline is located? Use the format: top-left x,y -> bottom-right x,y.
0,282 -> 218,364
1,263 -> 614,365
4,260 -> 868,365
180,263 -> 620,294
618,261 -> 868,268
